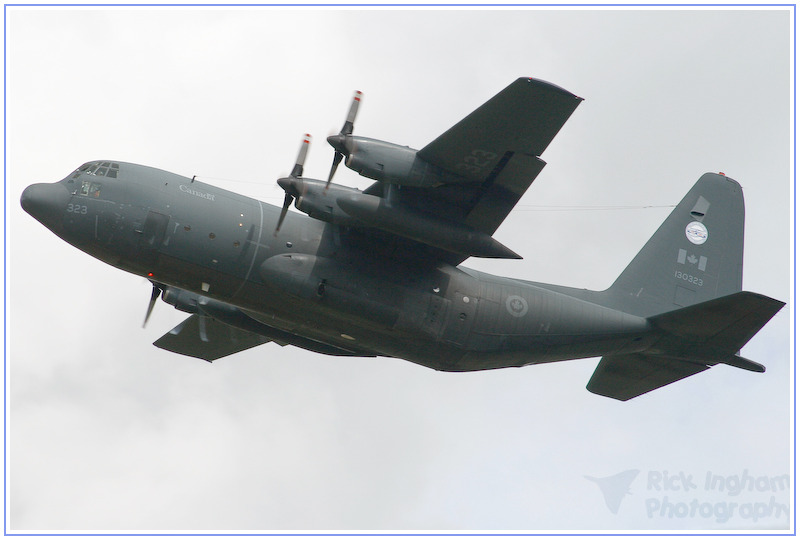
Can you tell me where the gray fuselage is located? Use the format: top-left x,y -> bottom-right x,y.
24,161 -> 652,371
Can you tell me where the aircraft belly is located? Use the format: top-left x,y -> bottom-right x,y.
247,263 -> 653,372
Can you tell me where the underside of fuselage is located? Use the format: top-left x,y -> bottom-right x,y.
206,254 -> 655,373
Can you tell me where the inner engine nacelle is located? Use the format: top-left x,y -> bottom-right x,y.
291,178 -> 360,227
346,137 -> 418,185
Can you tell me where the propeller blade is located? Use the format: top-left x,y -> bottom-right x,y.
290,134 -> 311,178
274,134 -> 312,234
274,192 -> 294,235
325,91 -> 362,188
341,90 -> 362,136
326,151 -> 344,190
143,283 -> 161,328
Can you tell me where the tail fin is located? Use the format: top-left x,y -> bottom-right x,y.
607,173 -> 744,317
586,173 -> 785,401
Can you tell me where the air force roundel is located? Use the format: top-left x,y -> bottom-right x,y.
506,295 -> 529,317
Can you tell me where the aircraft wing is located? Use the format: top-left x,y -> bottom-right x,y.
154,314 -> 270,362
410,78 -> 583,236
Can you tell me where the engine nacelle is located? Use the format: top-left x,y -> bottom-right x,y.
290,178 -> 360,227
162,286 -> 202,313
346,137 -> 418,185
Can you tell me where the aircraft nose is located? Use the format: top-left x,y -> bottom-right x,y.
20,182 -> 70,231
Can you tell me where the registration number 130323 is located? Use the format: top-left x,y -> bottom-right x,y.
674,270 -> 703,287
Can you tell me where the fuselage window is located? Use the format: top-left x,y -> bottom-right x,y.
80,180 -> 91,195
106,169 -> 118,178
96,167 -> 109,176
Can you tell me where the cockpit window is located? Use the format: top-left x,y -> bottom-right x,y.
80,180 -> 102,198
91,163 -> 120,178
71,162 -> 92,180
70,161 -> 121,181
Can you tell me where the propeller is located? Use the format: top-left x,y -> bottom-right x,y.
326,90 -> 362,188
274,134 -> 311,235
143,281 -> 165,328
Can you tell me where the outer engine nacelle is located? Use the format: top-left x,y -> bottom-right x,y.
346,137 -> 418,185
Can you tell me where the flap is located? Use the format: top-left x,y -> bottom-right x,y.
154,314 -> 270,362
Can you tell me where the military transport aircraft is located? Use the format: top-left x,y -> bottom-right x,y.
20,77 -> 784,401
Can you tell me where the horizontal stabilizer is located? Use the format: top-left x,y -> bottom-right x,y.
588,291 -> 783,400
154,314 -> 269,362
650,291 -> 785,354
587,353 -> 709,401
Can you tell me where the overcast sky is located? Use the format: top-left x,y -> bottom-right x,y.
6,6 -> 793,533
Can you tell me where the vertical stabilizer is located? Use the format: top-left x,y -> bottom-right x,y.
607,173 -> 744,318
